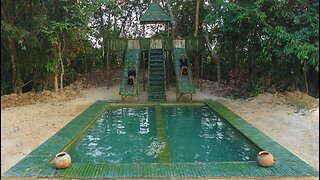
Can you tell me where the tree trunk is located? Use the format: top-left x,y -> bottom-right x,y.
165,0 -> 177,38
105,50 -> 110,90
54,71 -> 59,94
166,50 -> 170,90
304,70 -> 308,95
99,7 -> 110,89
209,49 -> 221,82
58,39 -> 64,94
16,64 -> 23,94
59,59 -> 64,93
193,0 -> 201,87
316,72 -> 319,97
203,28 -> 221,82
194,53 -> 200,87
194,0 -> 201,37
7,37 -> 22,94
216,59 -> 221,83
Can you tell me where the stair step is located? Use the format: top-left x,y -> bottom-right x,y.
150,63 -> 164,66
150,55 -> 162,57
149,95 -> 166,98
149,86 -> 165,90
150,50 -> 163,53
149,79 -> 164,82
150,64 -> 163,67
149,91 -> 165,94
149,76 -> 164,80
149,92 -> 166,95
149,84 -> 165,88
150,67 -> 164,71
149,69 -> 164,72
150,54 -> 163,57
150,60 -> 163,63
148,99 -> 166,102
149,90 -> 165,94
148,49 -> 166,101
150,64 -> 163,68
150,55 -> 163,58
148,95 -> 166,99
150,55 -> 162,58
148,98 -> 166,102
150,72 -> 164,75
149,82 -> 164,86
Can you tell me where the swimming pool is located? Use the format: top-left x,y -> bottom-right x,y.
3,101 -> 319,179
67,105 -> 260,164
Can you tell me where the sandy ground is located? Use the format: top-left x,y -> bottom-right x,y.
1,85 -> 319,176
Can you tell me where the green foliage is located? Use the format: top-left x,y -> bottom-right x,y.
1,0 -> 99,94
71,43 -> 103,74
205,0 -> 319,95
1,0 -> 317,97
1,22 -> 30,49
45,60 -> 57,74
250,85 -> 264,97
1,45 -> 12,95
171,0 -> 209,37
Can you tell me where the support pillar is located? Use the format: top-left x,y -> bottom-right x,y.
106,51 -> 110,90
166,50 -> 170,90
143,51 -> 146,91
200,51 -> 204,92
142,24 -> 146,91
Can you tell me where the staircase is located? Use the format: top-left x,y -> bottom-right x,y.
148,49 -> 166,102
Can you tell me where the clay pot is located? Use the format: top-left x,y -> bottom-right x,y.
257,151 -> 274,167
54,152 -> 71,169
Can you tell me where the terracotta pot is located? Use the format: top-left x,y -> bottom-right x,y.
54,152 -> 71,169
257,151 -> 274,167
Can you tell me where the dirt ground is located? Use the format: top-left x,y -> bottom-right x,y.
1,79 -> 319,176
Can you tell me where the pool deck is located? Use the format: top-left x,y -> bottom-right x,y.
2,100 -> 319,179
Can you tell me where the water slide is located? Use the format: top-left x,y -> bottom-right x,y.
119,49 -> 141,100
172,48 -> 195,97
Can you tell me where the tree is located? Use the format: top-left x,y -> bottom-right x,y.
205,0 -> 319,94
1,1 -> 32,94
193,0 -> 202,87
41,1 -> 89,94
203,23 -> 221,82
165,0 -> 177,37
194,0 -> 201,37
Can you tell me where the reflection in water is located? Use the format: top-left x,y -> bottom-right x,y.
138,110 -> 150,135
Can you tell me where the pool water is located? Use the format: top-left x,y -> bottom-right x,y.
68,106 -> 260,164
163,106 -> 260,162
68,107 -> 159,163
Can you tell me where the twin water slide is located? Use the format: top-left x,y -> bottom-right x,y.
119,49 -> 141,100
119,47 -> 195,101
172,48 -> 195,98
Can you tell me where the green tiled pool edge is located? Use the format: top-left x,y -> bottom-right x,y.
3,100 -> 319,179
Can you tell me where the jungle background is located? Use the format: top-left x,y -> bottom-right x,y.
1,0 -> 319,100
